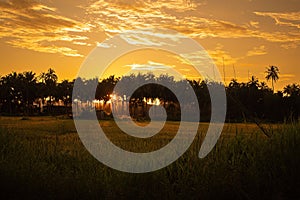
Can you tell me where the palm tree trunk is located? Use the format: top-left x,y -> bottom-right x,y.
272,79 -> 274,93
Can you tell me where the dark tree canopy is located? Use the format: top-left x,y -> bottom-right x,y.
0,68 -> 299,123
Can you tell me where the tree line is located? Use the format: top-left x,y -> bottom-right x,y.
0,67 -> 299,122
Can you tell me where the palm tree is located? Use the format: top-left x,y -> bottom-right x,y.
40,68 -> 58,86
283,84 -> 300,97
248,76 -> 259,89
21,71 -> 37,115
265,65 -> 279,93
39,68 -> 58,113
57,80 -> 73,114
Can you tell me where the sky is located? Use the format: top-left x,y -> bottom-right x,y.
0,0 -> 299,91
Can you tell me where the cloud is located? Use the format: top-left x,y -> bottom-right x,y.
249,21 -> 259,28
279,74 -> 296,82
281,43 -> 298,49
2,0 -> 300,57
246,45 -> 267,57
0,0 -> 91,57
84,0 -> 300,47
207,44 -> 239,66
73,41 -> 92,46
85,0 -> 193,34
125,61 -> 174,71
118,29 -> 186,47
254,11 -> 300,29
86,0 -> 250,39
96,41 -> 113,48
253,11 -> 300,48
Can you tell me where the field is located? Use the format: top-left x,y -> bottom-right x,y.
0,116 -> 299,199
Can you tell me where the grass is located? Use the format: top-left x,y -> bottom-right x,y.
0,117 -> 299,199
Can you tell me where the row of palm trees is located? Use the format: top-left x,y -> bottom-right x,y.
0,66 -> 299,122
0,69 -> 72,115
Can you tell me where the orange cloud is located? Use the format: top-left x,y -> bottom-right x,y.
246,45 -> 267,57
279,74 -> 296,82
254,11 -> 300,29
0,0 -> 91,57
207,44 -> 239,66
85,0 -> 300,49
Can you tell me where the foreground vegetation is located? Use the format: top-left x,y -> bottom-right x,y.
0,117 -> 299,199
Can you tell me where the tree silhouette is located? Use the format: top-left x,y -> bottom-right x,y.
20,71 -> 37,115
96,75 -> 118,101
283,84 -> 300,122
57,80 -> 73,113
265,65 -> 279,93
248,76 -> 259,89
284,84 -> 300,97
39,68 -> 58,106
0,68 -> 300,122
1,72 -> 22,114
38,68 -> 58,114
0,72 -> 37,115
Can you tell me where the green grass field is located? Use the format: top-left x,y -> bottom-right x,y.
0,117 -> 299,199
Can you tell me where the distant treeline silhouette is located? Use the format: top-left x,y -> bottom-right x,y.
0,68 -> 299,122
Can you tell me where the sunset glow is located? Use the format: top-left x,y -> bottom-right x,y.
0,0 -> 299,90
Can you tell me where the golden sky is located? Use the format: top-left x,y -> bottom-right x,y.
0,0 -> 299,90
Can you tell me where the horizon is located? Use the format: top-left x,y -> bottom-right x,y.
0,67 -> 294,92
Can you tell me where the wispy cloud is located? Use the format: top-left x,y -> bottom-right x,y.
207,44 -> 239,66
125,61 -> 174,71
85,0 -> 197,34
254,11 -> 300,29
254,11 -> 300,48
0,0 -> 91,57
246,45 -> 267,57
249,21 -> 260,28
118,29 -> 186,47
1,0 -> 299,58
279,74 -> 296,82
85,0 -> 300,48
281,43 -> 298,49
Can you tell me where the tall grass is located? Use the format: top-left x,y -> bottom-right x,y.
0,118 -> 299,199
